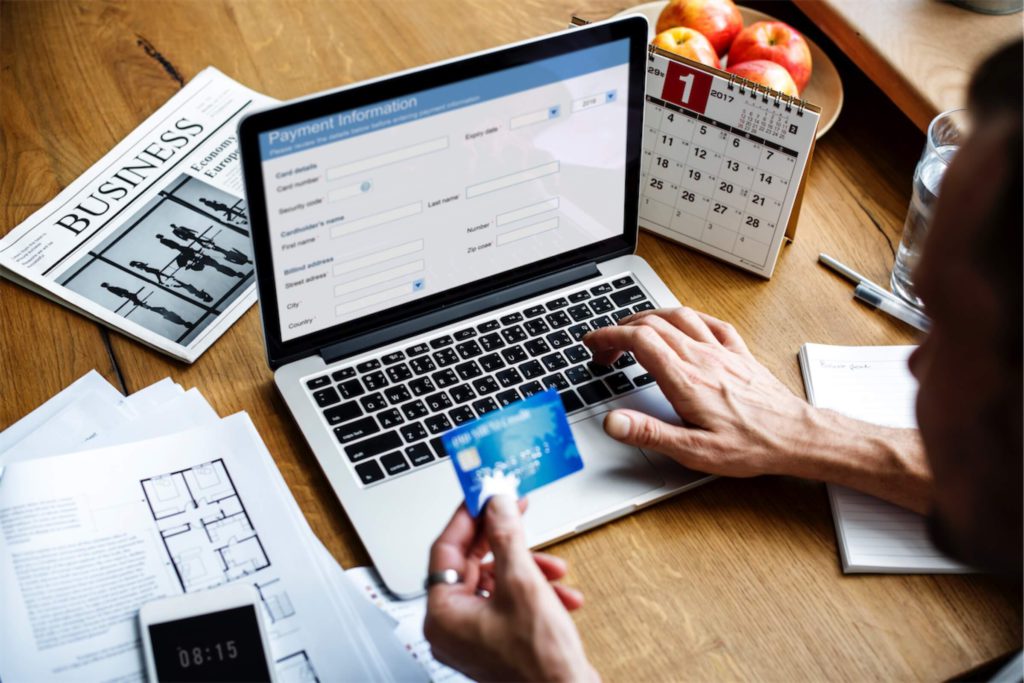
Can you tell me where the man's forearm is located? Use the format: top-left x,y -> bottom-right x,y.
786,407 -> 932,515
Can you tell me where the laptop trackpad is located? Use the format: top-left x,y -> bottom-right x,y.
524,412 -> 663,540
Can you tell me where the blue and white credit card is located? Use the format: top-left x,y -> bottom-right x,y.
442,389 -> 583,517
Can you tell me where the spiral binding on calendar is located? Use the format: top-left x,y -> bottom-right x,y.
722,69 -> 805,116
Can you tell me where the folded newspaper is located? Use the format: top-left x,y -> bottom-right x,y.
0,68 -> 273,363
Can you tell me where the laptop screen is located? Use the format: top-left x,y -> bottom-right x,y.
257,39 -> 631,343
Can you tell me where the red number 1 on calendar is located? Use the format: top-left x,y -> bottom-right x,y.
661,61 -> 713,114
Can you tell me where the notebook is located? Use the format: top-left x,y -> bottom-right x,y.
798,343 -> 970,573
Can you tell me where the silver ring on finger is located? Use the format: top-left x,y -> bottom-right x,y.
425,569 -> 463,589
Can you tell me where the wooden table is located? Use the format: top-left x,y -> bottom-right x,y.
2,1 -> 1020,680
794,0 -> 1023,132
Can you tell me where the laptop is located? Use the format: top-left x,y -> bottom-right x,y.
238,15 -> 713,598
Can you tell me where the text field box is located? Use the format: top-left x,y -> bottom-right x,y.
496,217 -> 559,246
330,202 -> 422,239
333,240 -> 424,276
328,181 -> 370,203
466,161 -> 560,199
335,282 -> 418,318
326,137 -> 449,181
334,260 -> 424,297
510,105 -> 558,130
496,197 -> 560,227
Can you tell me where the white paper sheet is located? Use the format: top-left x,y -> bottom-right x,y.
799,343 -> 969,573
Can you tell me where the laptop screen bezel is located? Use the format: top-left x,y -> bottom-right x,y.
238,16 -> 648,369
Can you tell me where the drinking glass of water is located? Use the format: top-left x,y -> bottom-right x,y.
891,108 -> 971,308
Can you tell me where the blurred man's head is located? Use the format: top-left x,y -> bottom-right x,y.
910,40 -> 1022,574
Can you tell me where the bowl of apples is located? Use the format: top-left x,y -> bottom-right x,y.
615,0 -> 844,138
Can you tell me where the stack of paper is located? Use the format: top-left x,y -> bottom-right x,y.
0,371 -> 430,681
799,344 -> 969,573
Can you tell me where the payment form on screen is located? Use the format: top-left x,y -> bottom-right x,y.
259,41 -> 630,341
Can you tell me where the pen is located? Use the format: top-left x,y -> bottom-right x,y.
854,282 -> 931,333
818,252 -> 871,286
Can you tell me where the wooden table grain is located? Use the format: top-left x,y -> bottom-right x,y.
1,2 -> 1019,680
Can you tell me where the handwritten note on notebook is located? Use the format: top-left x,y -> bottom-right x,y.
798,344 -> 970,573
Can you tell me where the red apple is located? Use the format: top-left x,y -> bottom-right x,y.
727,21 -> 813,93
726,60 -> 799,97
652,27 -> 721,69
656,0 -> 743,57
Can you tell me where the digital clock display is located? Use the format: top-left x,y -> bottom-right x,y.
148,605 -> 272,682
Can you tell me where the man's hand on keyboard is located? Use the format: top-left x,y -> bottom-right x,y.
424,496 -> 598,682
583,307 -> 823,479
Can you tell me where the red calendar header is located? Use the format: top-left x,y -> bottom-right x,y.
661,61 -> 713,114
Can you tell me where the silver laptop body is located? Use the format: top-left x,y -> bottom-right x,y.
239,15 -> 712,598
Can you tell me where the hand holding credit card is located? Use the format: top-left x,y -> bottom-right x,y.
442,389 -> 584,516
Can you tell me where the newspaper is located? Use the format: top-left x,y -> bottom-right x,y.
0,67 -> 275,363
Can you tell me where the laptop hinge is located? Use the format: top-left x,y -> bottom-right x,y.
319,262 -> 600,366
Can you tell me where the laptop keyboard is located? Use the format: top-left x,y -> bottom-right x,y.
303,273 -> 656,487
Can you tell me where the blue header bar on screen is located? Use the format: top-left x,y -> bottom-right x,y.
258,39 -> 630,160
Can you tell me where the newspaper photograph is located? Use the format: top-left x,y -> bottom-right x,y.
0,67 -> 276,363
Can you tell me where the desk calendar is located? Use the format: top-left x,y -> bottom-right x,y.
641,47 -> 820,277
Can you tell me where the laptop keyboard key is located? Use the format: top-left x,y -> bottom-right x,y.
611,275 -> 635,289
496,388 -> 521,407
610,286 -> 643,309
425,391 -> 453,412
425,414 -> 453,434
519,360 -> 544,379
519,381 -> 545,397
360,393 -> 387,412
559,390 -> 584,414
500,312 -> 524,325
380,451 -> 410,475
541,352 -> 568,371
386,364 -> 412,383
385,385 -> 412,404
324,401 -> 363,425
433,348 -> 460,367
400,422 -> 428,443
479,332 -> 504,351
524,339 -> 550,357
407,343 -> 430,356
455,361 -> 482,380
546,330 -> 572,349
567,322 -> 591,341
590,297 -> 613,313
357,359 -> 381,373
501,346 -> 528,364
578,380 -> 613,404
545,311 -> 571,329
410,356 -> 436,375
542,373 -> 569,392
430,436 -> 448,458
409,377 -> 436,396
591,315 -> 614,329
473,397 -> 499,416
364,371 -> 388,391
472,376 -> 499,395
477,320 -> 500,333
590,282 -> 612,295
606,372 -> 633,394
307,376 -> 330,390
633,301 -> 655,312
355,460 -> 386,485
405,443 -> 435,466
565,366 -> 592,385
334,416 -> 379,443
450,383 -> 476,404
567,304 -> 592,322
345,430 -> 402,462
313,386 -> 341,407
432,368 -> 459,388
449,406 -> 475,425
564,344 -> 591,364
479,353 -> 505,372
430,335 -> 454,349
568,290 -> 591,303
382,351 -> 405,365
546,297 -> 569,310
401,399 -> 428,420
500,325 -> 527,344
524,319 -> 550,336
454,328 -> 476,341
612,308 -> 632,322
524,305 -> 545,317
634,372 -> 655,387
332,367 -> 356,381
587,361 -> 615,377
456,340 -> 483,359
613,352 -> 637,369
378,408 -> 404,429
496,368 -> 523,388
